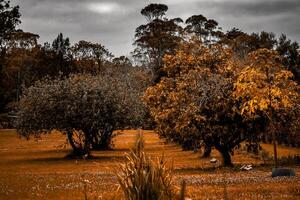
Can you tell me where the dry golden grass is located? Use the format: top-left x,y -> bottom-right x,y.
260,143 -> 299,157
0,129 -> 299,200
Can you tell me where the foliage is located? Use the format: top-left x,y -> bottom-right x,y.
133,3 -> 183,83
0,30 -> 149,129
276,34 -> 300,82
0,32 -> 76,113
2,32 -> 40,102
144,40 -> 288,166
233,49 -> 299,120
185,15 -> 208,41
50,33 -> 74,74
112,56 -> 132,66
0,0 -> 21,41
15,73 -> 145,156
185,14 -> 223,45
221,28 -> 255,59
0,0 -> 21,111
141,3 -> 168,21
222,29 -> 300,84
251,31 -> 277,50
52,33 -> 70,56
72,40 -> 113,74
233,48 -> 300,165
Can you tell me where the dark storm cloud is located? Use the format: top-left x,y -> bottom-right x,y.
9,0 -> 300,56
193,0 -> 300,17
10,0 -> 148,56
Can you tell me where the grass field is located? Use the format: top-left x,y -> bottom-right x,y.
0,129 -> 299,200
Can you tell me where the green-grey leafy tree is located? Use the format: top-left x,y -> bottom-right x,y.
15,71 -> 146,156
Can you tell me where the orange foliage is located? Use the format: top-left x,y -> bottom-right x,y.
233,48 -> 299,119
143,41 -> 300,166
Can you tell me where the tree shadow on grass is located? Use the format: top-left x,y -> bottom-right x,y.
24,152 -> 127,163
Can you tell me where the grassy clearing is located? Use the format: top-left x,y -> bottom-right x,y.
0,129 -> 299,200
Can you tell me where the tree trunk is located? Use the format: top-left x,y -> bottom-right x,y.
0,47 -> 6,112
214,143 -> 233,167
273,134 -> 278,168
67,130 -> 90,157
91,128 -> 113,150
220,150 -> 233,167
202,145 -> 211,158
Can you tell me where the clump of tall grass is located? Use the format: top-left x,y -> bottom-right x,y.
116,130 -> 184,200
133,129 -> 145,154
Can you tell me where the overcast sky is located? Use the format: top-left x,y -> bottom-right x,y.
10,0 -> 300,56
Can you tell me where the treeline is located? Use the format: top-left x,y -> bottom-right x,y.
0,31 -> 138,111
1,2 -> 299,112
1,2 -> 300,163
1,2 -> 299,113
132,4 -> 300,83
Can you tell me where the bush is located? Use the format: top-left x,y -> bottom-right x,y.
15,73 -> 143,156
116,132 -> 179,200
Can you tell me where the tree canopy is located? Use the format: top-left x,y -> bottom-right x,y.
133,3 -> 183,83
16,71 -> 146,156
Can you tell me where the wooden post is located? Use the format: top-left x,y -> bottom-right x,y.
272,131 -> 278,168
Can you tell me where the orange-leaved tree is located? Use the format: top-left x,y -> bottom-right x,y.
232,48 -> 300,167
144,39 -> 264,166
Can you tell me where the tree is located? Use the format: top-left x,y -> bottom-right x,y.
52,33 -> 70,55
15,72 -> 145,156
51,33 -> 73,74
204,19 -> 220,44
0,0 -> 21,46
185,15 -> 208,42
0,0 -> 21,111
276,34 -> 300,82
112,56 -> 132,66
185,15 -> 223,45
251,31 -> 277,50
140,3 -> 168,21
72,40 -> 113,74
133,3 -> 183,83
222,30 -> 277,59
144,39 -> 264,166
221,28 -> 255,59
1,31 -> 40,103
222,29 -> 300,84
232,48 -> 300,167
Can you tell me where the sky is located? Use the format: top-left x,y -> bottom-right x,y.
10,0 -> 300,57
